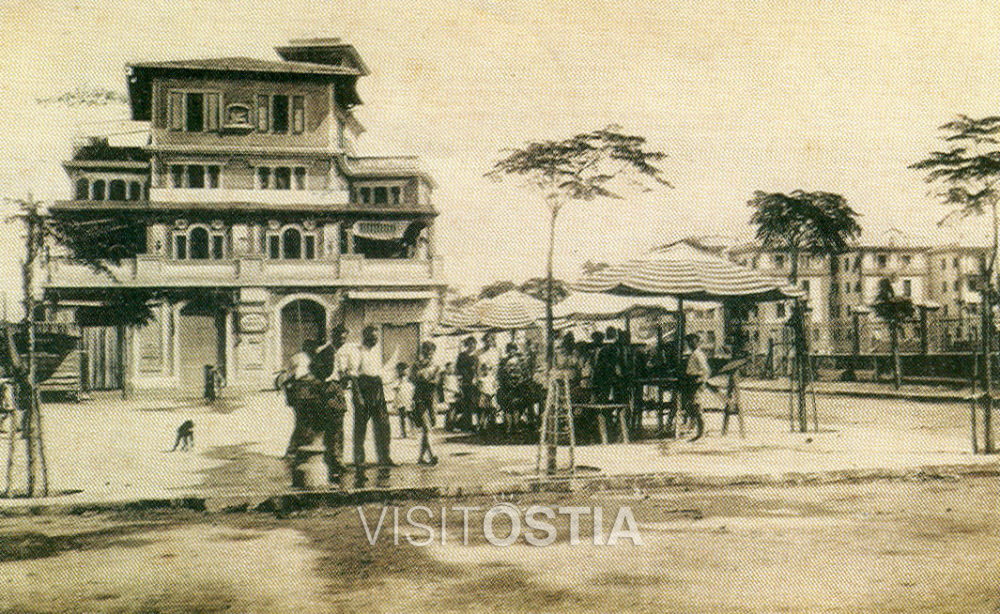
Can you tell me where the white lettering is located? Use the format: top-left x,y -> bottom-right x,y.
524,505 -> 557,547
357,506 -> 389,545
592,506 -> 605,546
559,506 -> 590,546
483,505 -> 521,547
453,506 -> 480,546
608,507 -> 643,546
406,506 -> 434,547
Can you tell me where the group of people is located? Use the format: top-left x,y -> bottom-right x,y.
282,324 -> 417,482
281,321 -> 717,480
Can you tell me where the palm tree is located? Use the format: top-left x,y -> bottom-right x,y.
747,190 -> 862,432
872,279 -> 914,390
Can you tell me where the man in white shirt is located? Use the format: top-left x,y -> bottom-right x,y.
353,325 -> 394,466
680,333 -> 709,441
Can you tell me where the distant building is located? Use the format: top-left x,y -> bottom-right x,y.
41,38 -> 446,397
726,229 -> 987,354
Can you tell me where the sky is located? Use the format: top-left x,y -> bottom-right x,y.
2,0 -> 1000,311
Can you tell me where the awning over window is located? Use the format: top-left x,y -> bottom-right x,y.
347,290 -> 437,301
353,220 -> 411,241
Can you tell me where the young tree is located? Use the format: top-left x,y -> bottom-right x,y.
3,195 -> 155,497
911,115 -> 1000,452
487,125 -> 672,367
518,277 -> 569,305
747,190 -> 862,432
872,279 -> 915,390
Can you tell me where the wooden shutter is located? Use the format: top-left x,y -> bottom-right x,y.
257,95 -> 269,133
169,92 -> 184,131
205,93 -> 220,131
292,95 -> 305,133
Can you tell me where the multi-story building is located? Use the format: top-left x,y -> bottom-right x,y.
41,38 -> 446,397
726,229 -> 987,354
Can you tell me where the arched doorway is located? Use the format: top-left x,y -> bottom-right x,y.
279,299 -> 326,370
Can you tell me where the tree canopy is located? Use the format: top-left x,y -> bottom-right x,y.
487,125 -> 671,369
747,190 -> 862,282
910,115 -> 1000,276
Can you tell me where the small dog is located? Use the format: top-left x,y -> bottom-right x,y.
171,419 -> 194,452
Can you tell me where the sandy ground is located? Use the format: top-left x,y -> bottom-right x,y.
1,388 -> 990,505
3,476 -> 1000,613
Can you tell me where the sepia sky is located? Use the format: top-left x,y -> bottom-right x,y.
2,0 -> 1000,306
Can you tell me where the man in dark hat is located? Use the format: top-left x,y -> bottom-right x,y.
305,324 -> 350,478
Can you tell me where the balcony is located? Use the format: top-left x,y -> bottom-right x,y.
40,254 -> 446,289
149,187 -> 350,206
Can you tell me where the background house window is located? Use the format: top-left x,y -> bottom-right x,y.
272,95 -> 289,133
75,178 -> 89,200
185,92 -> 204,132
294,167 -> 306,190
109,180 -> 126,200
187,165 -> 205,189
274,167 -> 291,190
776,303 -> 786,318
304,235 -> 315,259
257,167 -> 271,189
128,181 -> 141,200
292,95 -> 305,133
207,166 -> 221,188
774,255 -> 784,269
282,228 -> 301,258
877,254 -> 887,268
189,227 -> 210,259
211,235 -> 224,260
171,166 -> 184,188
359,187 -> 371,204
268,235 -> 280,259
374,186 -> 388,204
92,179 -> 105,201
174,234 -> 187,260
903,280 -> 912,296
901,255 -> 912,267
257,95 -> 269,133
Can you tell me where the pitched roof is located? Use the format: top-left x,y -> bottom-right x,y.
128,56 -> 362,76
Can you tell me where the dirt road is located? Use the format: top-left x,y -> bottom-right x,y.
3,476 -> 1000,613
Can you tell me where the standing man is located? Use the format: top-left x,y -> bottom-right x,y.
412,341 -> 440,464
454,336 -> 479,431
310,325 -> 349,479
354,325 -> 395,466
680,333 -> 709,441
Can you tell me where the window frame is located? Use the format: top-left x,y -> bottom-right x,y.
266,224 -> 318,261
169,89 -> 222,133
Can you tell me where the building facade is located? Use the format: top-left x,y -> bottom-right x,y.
727,229 -> 987,355
41,39 -> 446,397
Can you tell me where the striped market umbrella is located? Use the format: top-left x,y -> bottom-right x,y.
573,242 -> 798,302
438,290 -> 546,332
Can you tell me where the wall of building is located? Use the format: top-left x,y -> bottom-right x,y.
151,78 -> 333,150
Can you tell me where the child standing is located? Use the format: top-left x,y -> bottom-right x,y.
391,361 -> 415,438
413,342 -> 440,465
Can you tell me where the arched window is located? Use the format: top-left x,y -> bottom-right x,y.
128,181 -> 141,201
282,227 -> 302,259
75,178 -> 89,200
109,179 -> 126,201
189,227 -> 210,259
92,180 -> 106,201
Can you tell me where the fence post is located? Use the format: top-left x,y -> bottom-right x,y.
971,346 -> 979,454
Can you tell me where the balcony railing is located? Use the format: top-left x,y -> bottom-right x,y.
149,187 -> 350,206
41,254 -> 445,288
